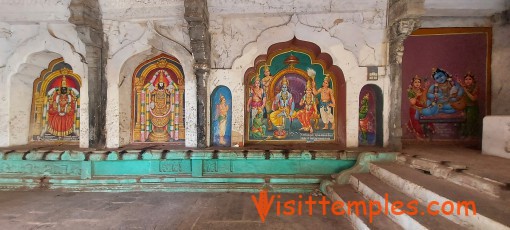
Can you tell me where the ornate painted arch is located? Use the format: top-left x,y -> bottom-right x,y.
30,58 -> 81,143
244,37 -> 346,147
131,53 -> 185,144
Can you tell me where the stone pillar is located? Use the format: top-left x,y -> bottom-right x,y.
185,0 -> 211,148
387,18 -> 420,151
69,0 -> 107,148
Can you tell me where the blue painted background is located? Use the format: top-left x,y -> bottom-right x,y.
211,86 -> 232,147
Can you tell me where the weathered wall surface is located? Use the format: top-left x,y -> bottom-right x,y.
492,19 -> 510,115
0,23 -> 89,148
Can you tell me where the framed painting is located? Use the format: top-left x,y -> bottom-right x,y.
401,28 -> 491,141
211,86 -> 232,147
244,38 -> 346,147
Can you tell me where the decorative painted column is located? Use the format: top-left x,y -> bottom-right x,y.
185,0 -> 211,148
388,18 -> 420,150
69,0 -> 108,148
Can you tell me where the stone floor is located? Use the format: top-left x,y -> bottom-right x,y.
0,191 -> 354,230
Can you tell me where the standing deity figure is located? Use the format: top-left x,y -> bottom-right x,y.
270,76 -> 294,138
359,93 -> 370,142
246,76 -> 265,126
293,80 -> 317,133
261,64 -> 274,129
147,72 -> 174,142
216,94 -> 229,145
460,73 -> 479,138
312,74 -> 335,130
45,75 -> 79,137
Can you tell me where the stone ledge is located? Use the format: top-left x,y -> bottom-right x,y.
0,149 -> 359,161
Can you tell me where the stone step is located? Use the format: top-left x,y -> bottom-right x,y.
331,184 -> 403,230
370,162 -> 510,229
350,173 -> 461,230
397,153 -> 509,199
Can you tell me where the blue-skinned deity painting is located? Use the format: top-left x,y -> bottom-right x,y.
402,28 -> 489,141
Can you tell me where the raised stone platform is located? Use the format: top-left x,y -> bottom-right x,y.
0,149 -> 367,193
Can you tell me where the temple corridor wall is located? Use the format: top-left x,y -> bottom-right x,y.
0,0 -> 508,149
207,5 -> 391,147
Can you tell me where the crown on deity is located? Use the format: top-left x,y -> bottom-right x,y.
61,75 -> 67,87
306,80 -> 313,89
220,94 -> 225,101
412,75 -> 421,82
431,67 -> 450,79
251,74 -> 260,85
158,71 -> 166,84
281,76 -> 289,86
264,64 -> 270,72
363,93 -> 370,100
323,74 -> 331,83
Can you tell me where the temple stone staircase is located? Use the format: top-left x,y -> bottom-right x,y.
323,154 -> 510,230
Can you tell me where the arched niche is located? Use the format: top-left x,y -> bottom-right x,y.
8,52 -> 76,146
243,37 -> 346,148
358,84 -> 383,147
131,53 -> 185,144
210,86 -> 232,147
29,58 -> 81,144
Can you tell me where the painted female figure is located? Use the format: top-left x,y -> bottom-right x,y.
216,94 -> 229,145
460,73 -> 479,138
293,80 -> 318,133
46,76 -> 79,137
406,75 -> 428,139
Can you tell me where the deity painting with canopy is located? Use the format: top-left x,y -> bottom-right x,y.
132,54 -> 185,144
401,28 -> 490,141
244,38 -> 346,147
30,58 -> 81,143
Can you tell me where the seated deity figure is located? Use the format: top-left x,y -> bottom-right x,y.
147,72 -> 174,142
292,80 -> 318,133
45,75 -> 79,137
270,76 -> 294,138
250,107 -> 267,138
421,68 -> 464,116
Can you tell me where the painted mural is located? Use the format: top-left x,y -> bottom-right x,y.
359,86 -> 376,146
132,54 -> 185,144
244,38 -> 346,146
211,86 -> 232,147
402,28 -> 490,140
30,58 -> 81,142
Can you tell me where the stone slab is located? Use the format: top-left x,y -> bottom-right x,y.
482,116 -> 510,159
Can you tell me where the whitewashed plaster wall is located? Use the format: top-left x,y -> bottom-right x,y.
208,8 -> 390,147
0,0 -> 71,24
0,23 -> 89,148
491,23 -> 510,115
104,20 -> 196,148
